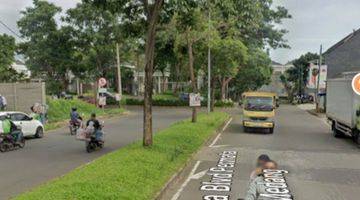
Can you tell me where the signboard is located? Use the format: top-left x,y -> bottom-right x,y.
352,73 -> 360,95
98,96 -> 107,106
98,88 -> 107,93
98,78 -> 107,87
189,93 -> 201,107
307,63 -> 327,93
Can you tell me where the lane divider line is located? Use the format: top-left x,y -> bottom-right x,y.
171,161 -> 202,200
209,117 -> 233,148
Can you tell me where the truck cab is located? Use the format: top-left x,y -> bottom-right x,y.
242,92 -> 277,134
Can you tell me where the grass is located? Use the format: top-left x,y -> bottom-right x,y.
15,112 -> 229,200
45,99 -> 125,130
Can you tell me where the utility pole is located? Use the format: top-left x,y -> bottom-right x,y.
316,45 -> 323,112
207,0 -> 211,114
116,43 -> 122,98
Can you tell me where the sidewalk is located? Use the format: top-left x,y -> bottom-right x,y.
297,103 -> 330,126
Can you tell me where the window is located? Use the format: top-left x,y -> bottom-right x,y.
11,113 -> 31,121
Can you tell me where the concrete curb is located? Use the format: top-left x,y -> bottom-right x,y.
154,116 -> 232,200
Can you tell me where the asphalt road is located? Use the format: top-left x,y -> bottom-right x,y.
0,106 -> 193,200
161,105 -> 360,200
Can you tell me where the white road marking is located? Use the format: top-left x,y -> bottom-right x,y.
190,170 -> 207,179
171,161 -> 202,200
209,118 -> 233,148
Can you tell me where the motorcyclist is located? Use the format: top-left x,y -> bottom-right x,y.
86,113 -> 103,142
1,115 -> 22,144
70,107 -> 82,126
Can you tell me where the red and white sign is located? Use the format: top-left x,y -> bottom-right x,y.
352,73 -> 360,95
98,78 -> 107,87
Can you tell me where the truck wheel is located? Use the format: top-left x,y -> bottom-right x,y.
243,126 -> 249,133
269,128 -> 274,134
332,122 -> 343,138
353,130 -> 360,144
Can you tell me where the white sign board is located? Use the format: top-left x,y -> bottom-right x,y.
98,88 -> 107,93
98,96 -> 107,106
189,93 -> 201,107
98,78 -> 107,87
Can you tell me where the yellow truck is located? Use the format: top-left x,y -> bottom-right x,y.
242,92 -> 277,134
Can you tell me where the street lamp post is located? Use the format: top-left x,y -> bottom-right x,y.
207,0 -> 211,114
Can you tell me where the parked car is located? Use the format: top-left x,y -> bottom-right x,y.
0,112 -> 44,138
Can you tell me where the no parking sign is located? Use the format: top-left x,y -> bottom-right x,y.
98,78 -> 107,87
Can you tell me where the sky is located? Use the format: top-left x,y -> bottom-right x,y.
1,0 -> 360,64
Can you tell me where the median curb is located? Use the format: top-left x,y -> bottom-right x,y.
154,116 -> 233,200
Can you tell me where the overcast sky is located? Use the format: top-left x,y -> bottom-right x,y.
1,0 -> 360,64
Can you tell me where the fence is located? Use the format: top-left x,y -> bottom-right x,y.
0,82 -> 46,113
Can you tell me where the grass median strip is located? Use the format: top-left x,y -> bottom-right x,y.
14,112 -> 229,200
45,99 -> 125,131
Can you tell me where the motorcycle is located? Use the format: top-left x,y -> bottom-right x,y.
69,120 -> 81,135
85,135 -> 104,153
0,128 -> 25,152
85,122 -> 104,153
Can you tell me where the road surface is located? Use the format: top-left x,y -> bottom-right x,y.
161,105 -> 360,200
0,106 -> 193,200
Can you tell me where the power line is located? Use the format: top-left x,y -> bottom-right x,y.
0,19 -> 24,42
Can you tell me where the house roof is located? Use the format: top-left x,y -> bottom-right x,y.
271,61 -> 283,66
324,28 -> 360,55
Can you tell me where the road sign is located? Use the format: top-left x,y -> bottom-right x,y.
98,78 -> 107,87
98,88 -> 107,93
352,73 -> 360,95
189,93 -> 201,107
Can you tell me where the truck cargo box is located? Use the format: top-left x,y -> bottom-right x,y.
326,78 -> 360,128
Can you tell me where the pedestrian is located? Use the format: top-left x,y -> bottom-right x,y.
0,94 -> 6,111
249,154 -> 271,181
29,106 -> 41,121
244,160 -> 278,200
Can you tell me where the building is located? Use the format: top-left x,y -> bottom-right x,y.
260,61 -> 292,98
11,59 -> 31,78
324,28 -> 360,78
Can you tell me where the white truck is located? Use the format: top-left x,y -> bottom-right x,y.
326,73 -> 360,144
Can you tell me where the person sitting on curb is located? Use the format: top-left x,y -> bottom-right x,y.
244,160 -> 278,200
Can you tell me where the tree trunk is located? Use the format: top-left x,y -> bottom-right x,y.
221,77 -> 232,101
173,63 -> 180,94
187,29 -> 197,123
143,0 -> 164,147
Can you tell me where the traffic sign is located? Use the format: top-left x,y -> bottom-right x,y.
189,93 -> 201,107
98,78 -> 107,87
352,73 -> 360,95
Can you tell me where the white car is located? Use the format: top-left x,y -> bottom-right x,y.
0,112 -> 44,138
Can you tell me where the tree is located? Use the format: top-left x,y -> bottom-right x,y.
0,34 -> 21,82
172,5 -> 209,123
88,0 -> 165,146
232,49 -> 272,98
211,38 -> 248,100
286,52 -> 318,96
17,0 -> 82,93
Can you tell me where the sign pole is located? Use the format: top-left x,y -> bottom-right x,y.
316,45 -> 323,112
116,43 -> 122,98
